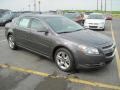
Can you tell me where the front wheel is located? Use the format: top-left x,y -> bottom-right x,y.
8,34 -> 17,50
55,48 -> 75,72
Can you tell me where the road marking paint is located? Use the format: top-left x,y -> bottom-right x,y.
0,64 -> 120,90
110,21 -> 120,79
0,39 -> 6,43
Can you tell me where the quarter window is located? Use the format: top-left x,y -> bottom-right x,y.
19,18 -> 30,28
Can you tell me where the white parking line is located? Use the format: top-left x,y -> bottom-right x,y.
0,64 -> 120,90
110,21 -> 120,79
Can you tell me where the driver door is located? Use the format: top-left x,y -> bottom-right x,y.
29,18 -> 52,56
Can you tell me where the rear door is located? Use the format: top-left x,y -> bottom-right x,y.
14,17 -> 31,48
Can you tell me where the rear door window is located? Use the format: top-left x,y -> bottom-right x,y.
19,18 -> 30,28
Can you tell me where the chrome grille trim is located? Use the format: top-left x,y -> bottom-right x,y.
102,43 -> 116,58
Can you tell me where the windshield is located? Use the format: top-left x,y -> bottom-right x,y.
85,12 -> 92,15
88,14 -> 104,19
44,16 -> 84,33
64,13 -> 80,19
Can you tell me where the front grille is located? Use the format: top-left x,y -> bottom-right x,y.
89,23 -> 93,24
89,26 -> 97,28
102,43 -> 115,57
94,23 -> 98,25
102,44 -> 113,49
89,23 -> 98,25
105,52 -> 113,57
86,62 -> 105,67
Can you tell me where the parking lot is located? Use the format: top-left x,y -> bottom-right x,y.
0,19 -> 120,90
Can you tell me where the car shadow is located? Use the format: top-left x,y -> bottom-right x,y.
17,47 -> 111,75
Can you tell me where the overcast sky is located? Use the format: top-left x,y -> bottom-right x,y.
0,0 -> 120,11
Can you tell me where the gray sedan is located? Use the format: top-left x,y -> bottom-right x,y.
5,14 -> 115,72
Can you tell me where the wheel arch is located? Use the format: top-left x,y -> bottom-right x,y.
7,32 -> 13,40
52,45 -> 75,61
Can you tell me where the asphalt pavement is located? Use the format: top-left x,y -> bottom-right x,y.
0,20 -> 120,90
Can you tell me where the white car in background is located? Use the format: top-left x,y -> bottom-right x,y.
84,13 -> 106,31
84,12 -> 93,20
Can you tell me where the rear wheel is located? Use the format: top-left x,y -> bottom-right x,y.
8,34 -> 17,50
54,48 -> 75,72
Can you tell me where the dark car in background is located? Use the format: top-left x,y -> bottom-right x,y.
5,14 -> 115,72
64,12 -> 84,25
11,11 -> 42,20
106,14 -> 112,20
0,9 -> 13,26
12,12 -> 22,19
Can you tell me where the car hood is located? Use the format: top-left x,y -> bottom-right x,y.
60,30 -> 112,47
85,19 -> 105,23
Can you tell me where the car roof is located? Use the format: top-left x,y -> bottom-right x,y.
20,13 -> 62,18
90,13 -> 103,15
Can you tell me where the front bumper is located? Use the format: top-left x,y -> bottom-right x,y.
84,24 -> 105,30
75,43 -> 115,69
76,54 -> 115,69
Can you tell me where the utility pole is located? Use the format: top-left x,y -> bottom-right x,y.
38,1 -> 40,12
34,0 -> 36,11
105,0 -> 107,13
111,0 -> 112,14
101,0 -> 103,11
28,4 -> 31,11
97,0 -> 98,11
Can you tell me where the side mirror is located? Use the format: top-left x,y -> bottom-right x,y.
37,28 -> 49,35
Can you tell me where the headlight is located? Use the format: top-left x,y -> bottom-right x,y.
100,22 -> 105,25
79,45 -> 99,55
84,23 -> 89,26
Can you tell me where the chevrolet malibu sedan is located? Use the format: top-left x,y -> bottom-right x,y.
5,14 -> 115,72
84,13 -> 106,30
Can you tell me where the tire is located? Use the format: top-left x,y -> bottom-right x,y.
102,28 -> 105,31
54,48 -> 75,72
102,26 -> 105,31
8,34 -> 17,50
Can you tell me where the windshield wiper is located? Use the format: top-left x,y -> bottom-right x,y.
58,31 -> 73,34
58,29 -> 84,34
74,29 -> 84,31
